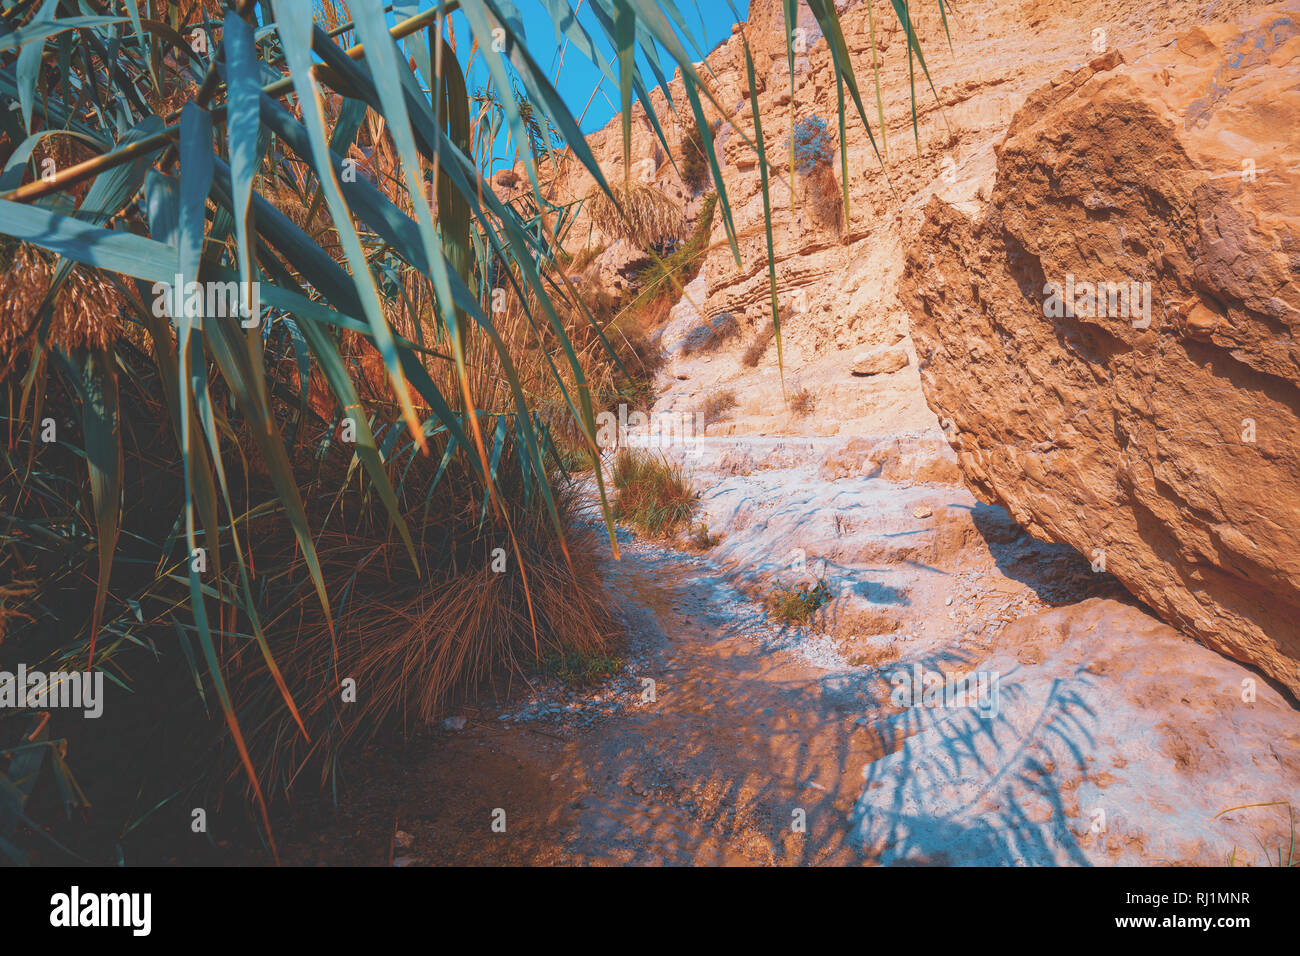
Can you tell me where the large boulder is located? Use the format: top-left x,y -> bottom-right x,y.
903,4 -> 1300,696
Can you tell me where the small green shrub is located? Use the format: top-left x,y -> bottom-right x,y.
769,579 -> 833,625
689,522 -> 721,550
791,116 -> 834,175
541,648 -> 624,687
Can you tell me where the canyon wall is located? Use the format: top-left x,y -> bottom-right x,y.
534,0 -> 1300,693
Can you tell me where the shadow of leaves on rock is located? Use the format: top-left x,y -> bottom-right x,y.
848,663 -> 1099,865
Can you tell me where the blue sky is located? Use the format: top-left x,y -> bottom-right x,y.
390,1 -> 749,171
490,1 -> 749,134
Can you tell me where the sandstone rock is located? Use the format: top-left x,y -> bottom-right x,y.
903,3 -> 1300,696
817,436 -> 963,485
850,344 -> 909,376
1184,301 -> 1223,339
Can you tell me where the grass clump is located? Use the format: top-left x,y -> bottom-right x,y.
769,579 -> 833,625
679,117 -> 718,193
788,386 -> 816,416
699,388 -> 738,426
612,448 -> 697,537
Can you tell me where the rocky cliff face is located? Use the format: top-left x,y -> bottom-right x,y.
541,0 -> 1279,435
904,2 -> 1300,695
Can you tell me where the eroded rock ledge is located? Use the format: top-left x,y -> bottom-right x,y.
903,3 -> 1300,696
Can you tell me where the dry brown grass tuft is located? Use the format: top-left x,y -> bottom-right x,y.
742,322 -> 776,368
699,388 -> 737,425
231,460 -> 618,796
0,245 -> 123,376
805,164 -> 844,233
688,521 -> 720,550
679,118 -> 714,193
587,182 -> 684,250
788,386 -> 816,416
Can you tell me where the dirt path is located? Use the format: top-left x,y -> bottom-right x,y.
334,529 -> 897,866
268,434 -> 1038,866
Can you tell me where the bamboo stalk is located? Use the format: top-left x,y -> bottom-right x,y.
2,2 -> 457,203
190,0 -> 261,111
